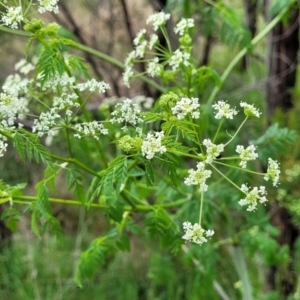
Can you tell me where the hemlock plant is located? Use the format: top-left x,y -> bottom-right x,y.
0,0 -> 289,287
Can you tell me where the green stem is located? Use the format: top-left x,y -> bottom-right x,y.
49,154 -> 101,178
160,26 -> 172,54
65,125 -> 73,158
213,118 -> 224,143
224,117 -> 248,146
71,43 -> 165,92
188,115 -> 203,153
0,198 -> 10,205
9,195 -> 188,211
213,161 -> 264,175
210,163 -> 241,191
170,150 -> 203,160
199,192 -> 204,225
206,5 -> 291,106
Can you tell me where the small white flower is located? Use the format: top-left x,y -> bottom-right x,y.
32,108 -> 61,137
15,59 -> 35,75
182,221 -> 214,245
135,41 -> 147,58
146,57 -> 161,77
124,51 -> 136,68
236,144 -> 258,168
133,29 -> 147,46
38,0 -> 59,14
1,6 -> 24,29
0,92 -> 26,127
146,11 -> 171,31
111,98 -> 144,127
212,100 -> 238,119
184,162 -> 212,192
264,158 -> 280,186
240,102 -> 261,118
131,95 -> 154,110
76,79 -> 110,93
141,131 -> 166,159
171,97 -> 200,120
123,67 -> 134,88
40,73 -> 76,91
52,92 -> 79,110
148,34 -> 159,50
169,49 -> 190,71
203,139 -> 224,163
174,18 -> 194,36
239,184 -> 267,211
74,121 -> 108,140
0,138 -> 8,157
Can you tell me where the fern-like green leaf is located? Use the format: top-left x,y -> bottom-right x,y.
100,156 -> 128,196
36,46 -> 66,86
13,129 -> 52,166
75,236 -> 108,288
253,123 -> 298,162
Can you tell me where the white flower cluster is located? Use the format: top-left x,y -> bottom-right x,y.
147,57 -> 161,77
38,0 -> 59,14
102,95 -> 154,110
184,162 -> 212,192
32,73 -> 92,136
240,102 -> 261,118
15,59 -> 35,75
32,109 -> 61,137
110,98 -> 144,128
3,74 -> 30,96
212,100 -> 238,119
123,68 -> 134,88
148,34 -> 158,50
146,11 -> 171,31
52,92 -> 79,110
141,131 -> 166,159
169,49 -> 190,71
133,29 -> 147,46
264,158 -> 280,186
40,73 -> 76,91
76,79 -> 110,93
1,6 -> 23,29
236,144 -> 258,168
123,13 -> 194,86
171,97 -> 200,119
239,184 -> 267,211
203,139 -> 225,163
0,92 -> 27,127
174,18 -> 194,36
74,121 -> 108,140
182,222 -> 214,245
0,139 -> 8,157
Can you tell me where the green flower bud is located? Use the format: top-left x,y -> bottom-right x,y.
117,135 -> 142,153
179,34 -> 192,47
158,92 -> 179,110
24,19 -> 44,33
